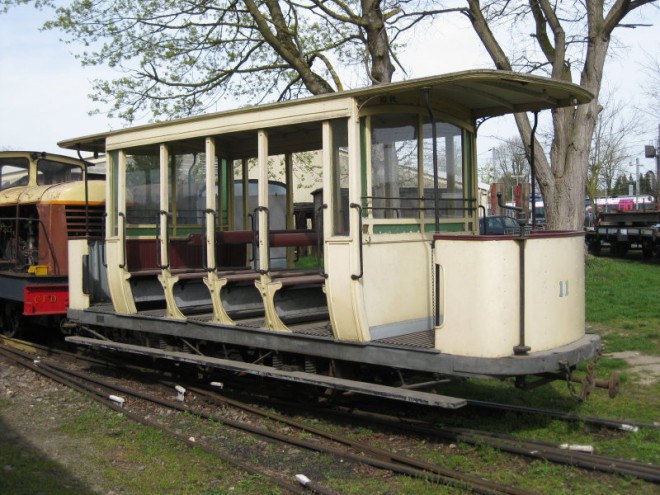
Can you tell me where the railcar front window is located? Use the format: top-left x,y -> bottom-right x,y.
370,114 -> 418,219
36,160 -> 83,185
0,158 -> 29,191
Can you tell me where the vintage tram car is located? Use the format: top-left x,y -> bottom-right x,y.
60,71 -> 603,407
0,151 -> 104,337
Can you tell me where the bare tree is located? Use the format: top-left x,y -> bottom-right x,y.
587,93 -> 638,203
464,0 -> 657,229
641,44 -> 660,120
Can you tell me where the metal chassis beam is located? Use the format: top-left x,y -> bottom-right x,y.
68,308 -> 602,378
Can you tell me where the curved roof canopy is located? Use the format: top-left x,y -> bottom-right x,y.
59,70 -> 593,154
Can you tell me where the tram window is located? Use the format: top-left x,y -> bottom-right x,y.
171,152 -> 205,226
36,160 -> 83,185
370,114 -> 418,219
125,153 -> 160,224
231,159 -> 248,230
422,121 -> 464,218
331,119 -> 349,235
0,158 -> 29,191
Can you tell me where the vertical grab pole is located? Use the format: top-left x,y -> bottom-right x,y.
424,88 -> 440,233
159,144 -> 170,270
530,111 -> 539,228
513,111 -> 538,356
205,137 -> 217,272
349,203 -> 363,280
424,88 -> 441,326
117,212 -> 127,269
257,130 -> 270,275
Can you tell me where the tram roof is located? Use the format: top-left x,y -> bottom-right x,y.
59,69 -> 592,154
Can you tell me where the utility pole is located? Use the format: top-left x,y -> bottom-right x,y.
635,157 -> 640,210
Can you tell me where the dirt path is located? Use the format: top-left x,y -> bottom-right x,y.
606,351 -> 660,385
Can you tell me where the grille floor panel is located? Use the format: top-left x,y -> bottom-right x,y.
374,330 -> 435,349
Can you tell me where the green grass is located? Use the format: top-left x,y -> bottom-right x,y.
0,433 -> 97,495
55,404 -> 282,494
585,256 -> 660,354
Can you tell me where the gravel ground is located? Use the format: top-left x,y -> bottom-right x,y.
0,356 -> 114,494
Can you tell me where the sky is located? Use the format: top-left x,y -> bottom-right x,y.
0,3 -> 658,176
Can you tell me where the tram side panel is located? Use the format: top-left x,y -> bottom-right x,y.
360,237 -> 433,341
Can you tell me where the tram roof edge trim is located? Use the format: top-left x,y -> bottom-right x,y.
58,69 -> 593,153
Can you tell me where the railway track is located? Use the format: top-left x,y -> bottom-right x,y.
1,337 -> 659,493
0,340 -> 539,495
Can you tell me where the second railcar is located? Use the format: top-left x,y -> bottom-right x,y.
0,151 -> 104,337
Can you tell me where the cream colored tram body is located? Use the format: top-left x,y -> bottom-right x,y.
62,71 -> 601,407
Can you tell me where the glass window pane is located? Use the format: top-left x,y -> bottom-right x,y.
371,114 -> 418,219
422,121 -> 464,218
36,160 -> 82,185
172,153 -> 205,226
331,119 -> 349,235
0,157 -> 29,191
126,152 -> 160,225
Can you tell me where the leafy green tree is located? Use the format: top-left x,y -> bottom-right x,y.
2,0 -> 454,121
3,0 -> 657,229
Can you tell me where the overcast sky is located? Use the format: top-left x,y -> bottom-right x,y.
1,3 -> 658,175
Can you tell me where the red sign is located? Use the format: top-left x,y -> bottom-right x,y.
23,285 -> 69,315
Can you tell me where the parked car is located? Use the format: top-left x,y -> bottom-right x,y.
479,215 -> 531,235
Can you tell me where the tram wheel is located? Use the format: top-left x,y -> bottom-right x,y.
2,303 -> 24,338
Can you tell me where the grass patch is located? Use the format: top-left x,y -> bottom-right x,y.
585,256 -> 660,355
56,403 -> 281,495
0,433 -> 97,495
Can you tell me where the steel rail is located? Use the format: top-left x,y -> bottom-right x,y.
186,385 -> 539,495
466,399 -> 659,431
328,407 -> 660,483
217,389 -> 660,483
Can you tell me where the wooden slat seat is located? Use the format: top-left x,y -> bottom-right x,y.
269,230 -> 318,247
275,273 -> 326,288
217,230 -> 255,244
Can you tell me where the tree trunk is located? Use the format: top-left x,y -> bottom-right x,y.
362,0 -> 395,84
